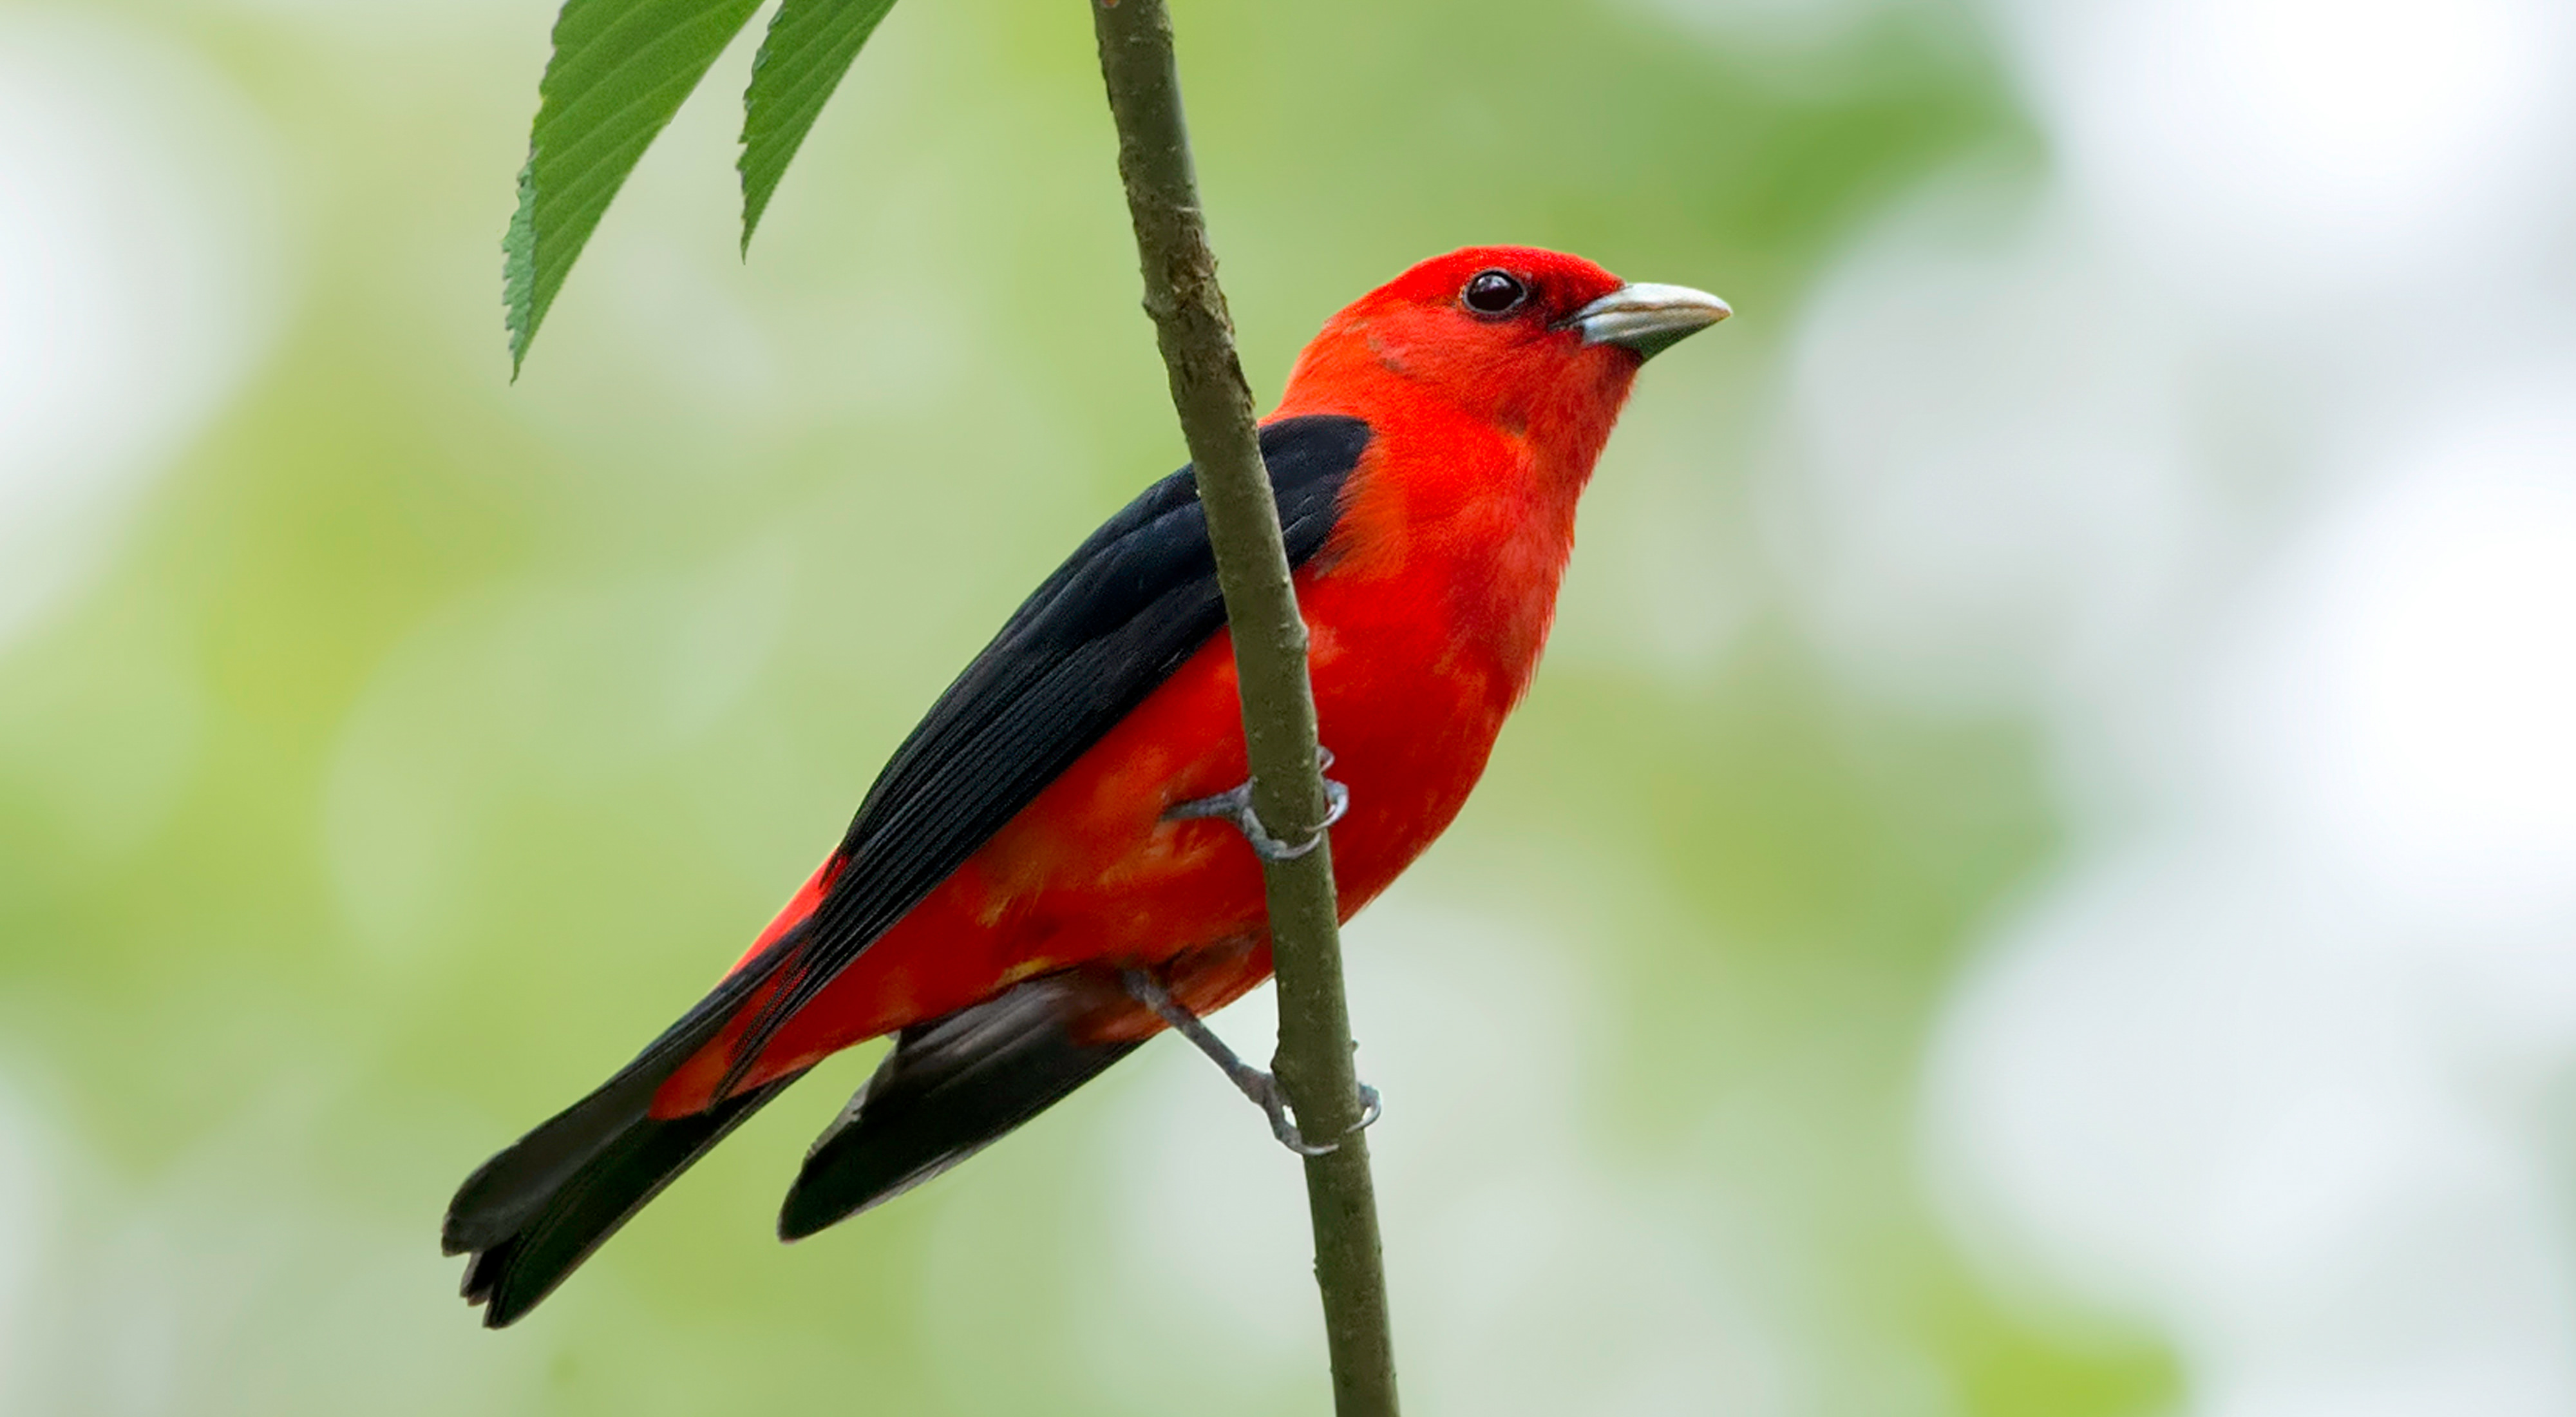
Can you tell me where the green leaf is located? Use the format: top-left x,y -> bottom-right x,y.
739,0 -> 900,252
506,0 -> 767,375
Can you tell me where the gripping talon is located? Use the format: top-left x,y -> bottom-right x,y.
1121,967 -> 1379,1157
1166,746 -> 1349,862
1250,1073 -> 1341,1157
1247,1071 -> 1372,1157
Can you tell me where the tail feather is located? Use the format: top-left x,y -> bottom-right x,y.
779,975 -> 1141,1240
452,1070 -> 806,1327
444,1066 -> 670,1259
447,956 -> 1144,1320
446,956 -> 784,1253
444,957 -> 791,1327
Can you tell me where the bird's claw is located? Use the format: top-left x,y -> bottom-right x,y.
1120,965 -> 1382,1157
1246,1071 -> 1381,1157
1245,1071 -> 1335,1156
1167,747 -> 1350,862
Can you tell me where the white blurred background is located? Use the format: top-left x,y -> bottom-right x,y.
1819,2 -> 2576,1414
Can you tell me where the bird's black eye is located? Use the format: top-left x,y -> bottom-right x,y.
1462,269 -> 1528,317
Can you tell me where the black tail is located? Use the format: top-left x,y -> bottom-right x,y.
442,962 -> 793,1328
779,975 -> 1141,1240
448,1072 -> 805,1327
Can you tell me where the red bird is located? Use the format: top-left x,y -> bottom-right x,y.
444,246 -> 1728,1325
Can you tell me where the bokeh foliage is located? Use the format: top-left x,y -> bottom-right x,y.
0,0 -> 2170,1412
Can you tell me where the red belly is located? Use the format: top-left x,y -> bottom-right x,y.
648,569 -> 1515,1117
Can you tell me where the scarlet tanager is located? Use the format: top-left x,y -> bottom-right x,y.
444,246 -> 1729,1326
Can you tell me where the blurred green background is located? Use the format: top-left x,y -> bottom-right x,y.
8,0 -> 2570,1412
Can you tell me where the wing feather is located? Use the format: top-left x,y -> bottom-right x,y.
720,414 -> 1369,1084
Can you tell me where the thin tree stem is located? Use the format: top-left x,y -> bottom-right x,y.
1088,3 -> 1399,1413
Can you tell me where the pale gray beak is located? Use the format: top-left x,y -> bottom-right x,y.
1567,282 -> 1732,358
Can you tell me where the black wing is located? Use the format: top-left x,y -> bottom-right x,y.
444,414 -> 1371,1323
776,974 -> 1142,1240
732,413 -> 1371,1072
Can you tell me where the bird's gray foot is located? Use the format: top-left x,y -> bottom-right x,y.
1119,967 -> 1381,1157
1164,747 -> 1349,862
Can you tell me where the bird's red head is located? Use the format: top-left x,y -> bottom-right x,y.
1274,246 -> 1728,471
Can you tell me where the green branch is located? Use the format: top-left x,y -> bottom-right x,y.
1088,3 -> 1400,1412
